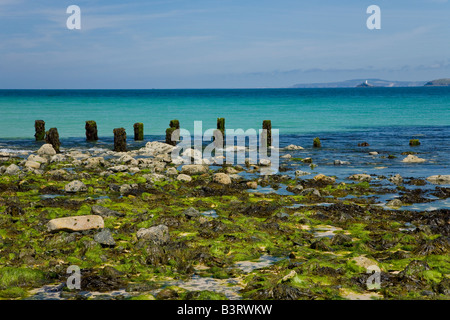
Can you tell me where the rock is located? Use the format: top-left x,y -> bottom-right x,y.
295,170 -> 310,177
246,181 -> 258,189
143,141 -> 175,156
289,185 -> 304,193
181,148 -> 203,162
47,215 -> 104,232
348,174 -> 372,182
213,173 -> 232,185
314,174 -> 335,184
389,174 -> 403,185
91,205 -> 124,217
25,160 -> 41,169
351,256 -> 378,269
402,154 -> 426,163
144,173 -> 166,183
259,159 -> 271,166
94,229 -> 116,247
302,158 -> 313,164
176,174 -> 192,183
358,142 -> 370,147
334,160 -> 350,165
300,188 -> 321,197
28,154 -> 47,164
181,164 -> 208,175
368,151 -> 378,156
64,180 -> 87,193
5,164 -> 20,175
183,207 -> 200,218
119,184 -> 134,194
284,144 -> 304,150
426,175 -> 450,184
37,144 -> 56,156
84,157 -> 105,168
108,165 -> 129,172
225,167 -> 238,174
137,225 -> 169,245
281,154 -> 292,159
386,199 -> 403,207
166,167 -> 178,176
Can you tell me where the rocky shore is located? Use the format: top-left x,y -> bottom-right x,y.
0,141 -> 449,300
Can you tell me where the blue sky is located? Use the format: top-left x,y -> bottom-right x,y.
0,0 -> 449,88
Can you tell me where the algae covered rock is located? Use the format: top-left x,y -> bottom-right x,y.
137,224 -> 170,245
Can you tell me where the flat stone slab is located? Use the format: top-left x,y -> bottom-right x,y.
47,215 -> 104,232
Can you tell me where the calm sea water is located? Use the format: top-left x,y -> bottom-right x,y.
0,88 -> 449,202
0,88 -> 449,139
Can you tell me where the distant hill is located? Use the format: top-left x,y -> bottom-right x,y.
424,78 -> 450,86
291,79 -> 427,88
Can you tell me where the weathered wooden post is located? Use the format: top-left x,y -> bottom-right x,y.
45,128 -> 60,153
113,128 -> 127,152
169,120 -> 180,129
262,120 -> 272,148
217,118 -> 225,136
34,120 -> 46,141
134,122 -> 144,141
85,120 -> 98,141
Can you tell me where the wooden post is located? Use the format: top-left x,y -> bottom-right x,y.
85,120 -> 98,141
45,128 -> 61,153
34,120 -> 45,141
113,128 -> 127,152
169,120 -> 180,129
313,137 -> 321,148
166,127 -> 179,146
262,120 -> 272,148
217,118 -> 225,136
134,122 -> 144,141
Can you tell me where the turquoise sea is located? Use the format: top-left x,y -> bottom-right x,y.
0,87 -> 449,206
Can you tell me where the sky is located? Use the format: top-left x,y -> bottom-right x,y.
0,0 -> 449,88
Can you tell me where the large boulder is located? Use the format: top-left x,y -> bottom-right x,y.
213,173 -> 232,185
143,141 -> 175,156
47,215 -> 104,232
37,144 -> 56,156
64,180 -> 87,193
137,225 -> 169,245
181,164 -> 208,175
176,174 -> 192,183
5,164 -> 20,175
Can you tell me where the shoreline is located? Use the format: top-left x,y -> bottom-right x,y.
0,139 -> 449,300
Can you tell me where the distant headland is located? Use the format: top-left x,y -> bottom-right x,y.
290,78 -> 450,88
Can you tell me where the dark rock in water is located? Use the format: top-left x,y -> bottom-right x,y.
45,128 -> 61,153
34,120 -> 46,141
358,142 -> 370,147
409,139 -> 420,146
94,228 -> 116,247
113,128 -> 127,152
91,205 -> 124,217
133,122 -> 144,141
183,207 -> 200,218
313,137 -> 321,148
85,120 -> 98,141
399,188 -> 431,203
300,188 -> 321,197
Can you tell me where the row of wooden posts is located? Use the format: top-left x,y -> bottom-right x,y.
34,119 -> 273,153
